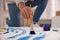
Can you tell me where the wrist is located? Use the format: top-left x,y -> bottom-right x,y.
18,2 -> 26,9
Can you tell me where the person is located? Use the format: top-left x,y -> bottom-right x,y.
18,0 -> 48,24
7,0 -> 48,27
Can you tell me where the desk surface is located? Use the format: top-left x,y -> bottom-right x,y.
0,27 -> 60,40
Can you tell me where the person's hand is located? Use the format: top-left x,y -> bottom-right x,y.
20,7 -> 34,19
18,2 -> 33,19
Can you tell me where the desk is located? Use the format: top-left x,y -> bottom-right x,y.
0,27 -> 60,40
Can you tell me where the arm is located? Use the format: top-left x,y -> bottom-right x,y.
25,0 -> 48,23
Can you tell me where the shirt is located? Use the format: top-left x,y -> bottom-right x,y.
7,0 -> 27,6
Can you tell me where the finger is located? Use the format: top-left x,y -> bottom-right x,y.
30,9 -> 34,16
21,8 -> 29,19
20,9 -> 27,19
23,7 -> 30,19
27,7 -> 34,16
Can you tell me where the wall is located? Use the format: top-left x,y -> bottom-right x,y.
0,0 -> 4,27
55,0 -> 60,11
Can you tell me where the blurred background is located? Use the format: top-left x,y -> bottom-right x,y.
0,0 -> 60,27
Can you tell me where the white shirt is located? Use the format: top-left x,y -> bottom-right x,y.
7,0 -> 27,6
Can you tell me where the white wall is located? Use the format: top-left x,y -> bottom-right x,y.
0,0 -> 4,27
55,0 -> 60,11
52,0 -> 60,28
52,16 -> 60,28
